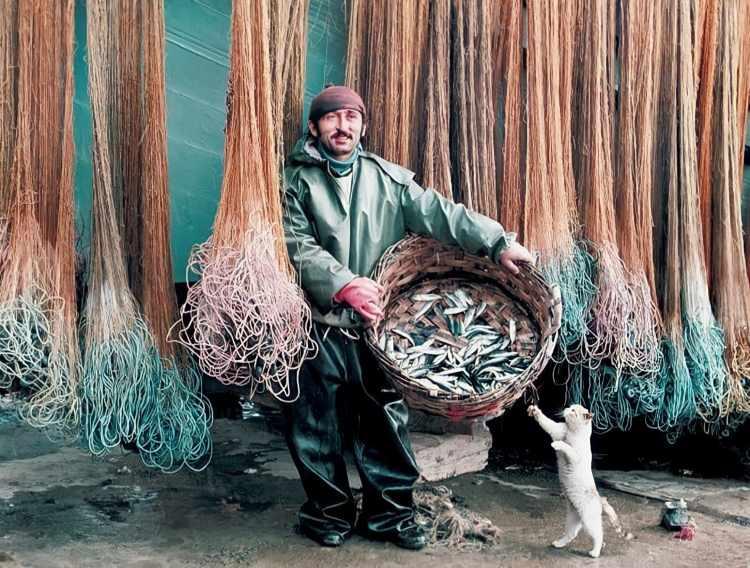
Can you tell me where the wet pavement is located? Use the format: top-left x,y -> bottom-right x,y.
1,400 -> 749,568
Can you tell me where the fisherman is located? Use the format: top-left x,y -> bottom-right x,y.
282,85 -> 533,549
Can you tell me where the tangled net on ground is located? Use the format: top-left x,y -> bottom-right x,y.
414,485 -> 501,549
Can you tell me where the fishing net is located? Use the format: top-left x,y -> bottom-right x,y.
522,0 -> 595,367
346,0 -> 423,170
413,0 -> 452,199
0,0 -> 79,433
0,0 -> 17,219
564,2 -> 660,430
651,0 -> 726,432
174,0 -> 315,400
572,0 -> 658,375
346,0 -> 500,207
414,485 -> 501,550
449,0 -> 497,219
705,0 -> 750,416
494,0 -> 524,239
696,0 -> 719,281
270,0 -> 309,161
572,0 -> 666,432
82,0 -> 211,472
738,3 -> 750,284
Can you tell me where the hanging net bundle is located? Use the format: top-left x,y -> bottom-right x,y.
121,0 -> 213,471
0,0 -> 17,221
0,0 -> 79,433
346,0 -> 424,173
346,0 -> 499,207
270,0 -> 309,161
739,3 -> 750,286
696,0 -> 719,281
413,0 -> 452,199
449,0 -> 497,220
651,0 -> 726,431
175,0 -> 314,401
494,0 -> 524,237
82,0 -> 211,472
573,0 -> 667,432
520,0 -> 595,367
704,0 -> 750,416
570,0 -> 661,379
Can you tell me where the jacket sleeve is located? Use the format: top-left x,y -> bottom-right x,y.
400,180 -> 514,261
282,186 -> 357,312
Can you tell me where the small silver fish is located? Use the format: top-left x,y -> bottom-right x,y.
463,307 -> 477,330
412,300 -> 436,322
475,301 -> 487,319
444,306 -> 468,316
406,339 -> 437,354
413,293 -> 442,302
454,289 -> 474,306
392,328 -> 415,346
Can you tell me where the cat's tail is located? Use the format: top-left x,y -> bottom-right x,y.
601,497 -> 634,540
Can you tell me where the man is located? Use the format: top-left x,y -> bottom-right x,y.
282,85 -> 533,550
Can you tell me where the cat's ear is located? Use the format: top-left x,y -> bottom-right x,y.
584,411 -> 593,421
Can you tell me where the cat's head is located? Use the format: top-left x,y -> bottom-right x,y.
562,404 -> 593,431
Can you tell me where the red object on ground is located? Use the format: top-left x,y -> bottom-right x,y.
674,524 -> 696,541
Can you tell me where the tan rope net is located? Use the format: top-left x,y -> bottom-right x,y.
175,0 -> 314,399
612,0 -> 663,373
346,0 -> 422,169
696,0 -> 719,287
494,0 -> 524,238
270,0 -> 309,160
572,0 -> 657,374
0,0 -> 17,220
82,0 -> 211,472
450,0 -> 497,220
705,0 -> 750,415
413,0 -> 452,198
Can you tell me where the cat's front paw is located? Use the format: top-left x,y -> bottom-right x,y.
552,538 -> 568,548
551,440 -> 566,451
588,549 -> 601,558
527,404 -> 540,418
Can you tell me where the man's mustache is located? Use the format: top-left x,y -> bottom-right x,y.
332,130 -> 353,140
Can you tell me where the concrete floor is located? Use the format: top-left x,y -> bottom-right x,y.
1,405 -> 749,568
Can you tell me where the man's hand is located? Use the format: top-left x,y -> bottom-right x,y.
498,241 -> 535,274
333,277 -> 384,324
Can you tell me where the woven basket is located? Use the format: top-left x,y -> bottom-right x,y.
365,235 -> 562,421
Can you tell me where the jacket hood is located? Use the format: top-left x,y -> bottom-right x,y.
287,134 -> 325,167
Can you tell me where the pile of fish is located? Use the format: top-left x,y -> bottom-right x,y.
377,288 -> 531,396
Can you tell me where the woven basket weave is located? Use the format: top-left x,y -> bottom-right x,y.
364,235 -> 562,420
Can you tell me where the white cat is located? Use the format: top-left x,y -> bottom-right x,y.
527,403 -> 631,558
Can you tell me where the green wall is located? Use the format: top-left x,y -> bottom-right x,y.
72,0 -> 347,282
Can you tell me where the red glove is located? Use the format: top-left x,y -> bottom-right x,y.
333,277 -> 384,323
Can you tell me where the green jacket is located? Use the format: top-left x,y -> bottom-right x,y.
282,136 -> 514,328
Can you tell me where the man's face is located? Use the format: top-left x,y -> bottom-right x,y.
309,109 -> 366,160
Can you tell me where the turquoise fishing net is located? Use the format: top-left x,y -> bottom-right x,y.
80,319 -> 212,473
